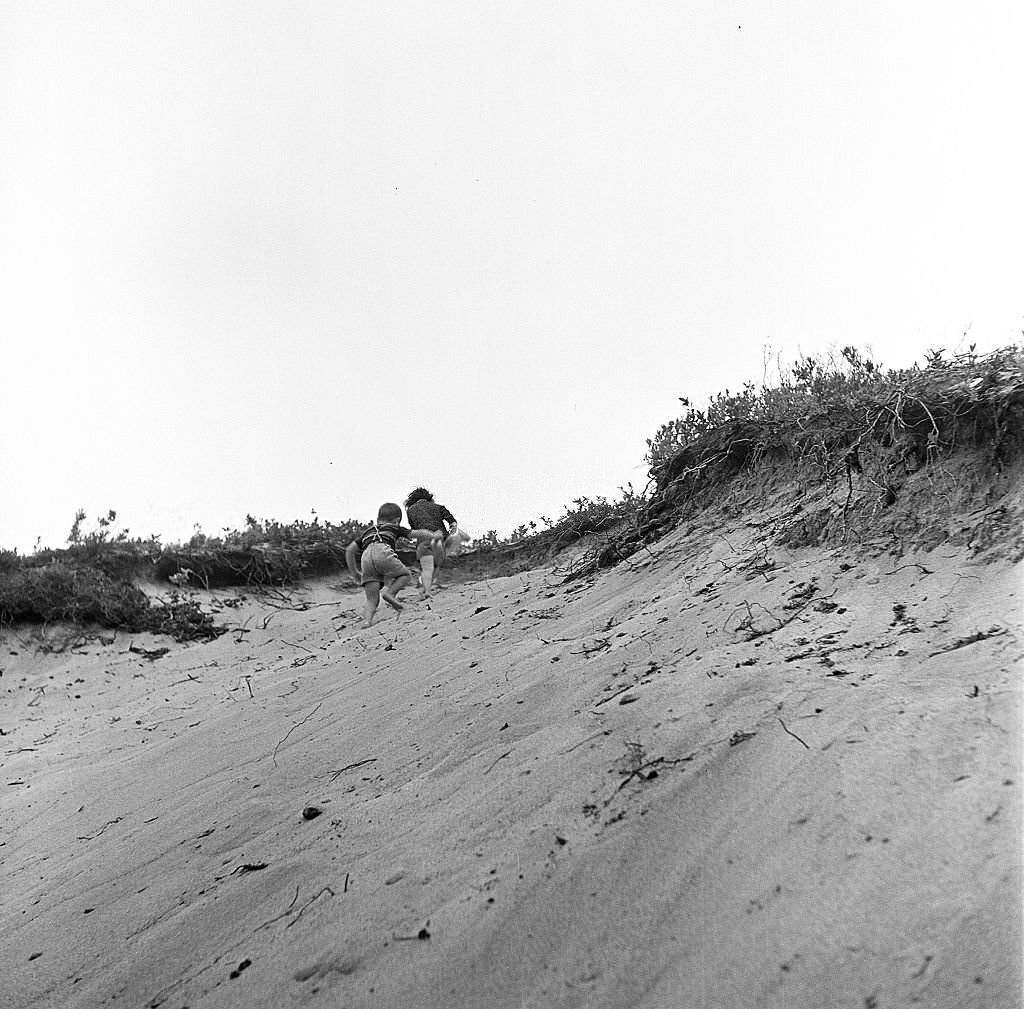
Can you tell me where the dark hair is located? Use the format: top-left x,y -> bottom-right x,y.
404,487 -> 434,508
377,502 -> 402,523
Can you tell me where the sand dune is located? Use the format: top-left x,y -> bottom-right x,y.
2,508 -> 1021,1007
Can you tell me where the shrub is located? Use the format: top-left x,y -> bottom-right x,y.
467,489 -> 644,575
0,562 -> 149,627
645,345 -> 887,480
0,563 -> 224,641
157,514 -> 363,588
645,344 -> 1024,492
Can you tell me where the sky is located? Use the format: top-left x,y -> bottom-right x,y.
1,1 -> 1021,553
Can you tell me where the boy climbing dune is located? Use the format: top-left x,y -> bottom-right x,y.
346,503 -> 442,628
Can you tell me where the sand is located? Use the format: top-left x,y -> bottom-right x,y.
2,514 -> 1021,1008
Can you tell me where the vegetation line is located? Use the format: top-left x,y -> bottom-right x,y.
2,344 -> 1021,640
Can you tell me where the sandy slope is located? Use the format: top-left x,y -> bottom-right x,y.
2,515 -> 1021,1008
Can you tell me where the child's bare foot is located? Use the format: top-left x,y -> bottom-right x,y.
381,590 -> 404,612
361,619 -> 373,629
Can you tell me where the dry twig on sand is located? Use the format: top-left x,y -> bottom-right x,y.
286,887 -> 336,930
778,718 -> 810,750
327,757 -> 376,782
483,748 -> 513,775
272,701 -> 325,767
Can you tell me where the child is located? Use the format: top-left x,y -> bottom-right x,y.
345,503 -> 442,628
404,487 -> 458,598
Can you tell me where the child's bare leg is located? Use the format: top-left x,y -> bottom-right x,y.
428,541 -> 446,589
419,555 -> 435,597
362,583 -> 381,628
382,574 -> 411,612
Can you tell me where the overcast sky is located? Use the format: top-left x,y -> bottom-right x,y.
1,2 -> 1021,552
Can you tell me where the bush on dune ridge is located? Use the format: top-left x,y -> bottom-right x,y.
0,510 -> 222,642
666,346 -> 1018,484
645,344 -> 1023,486
154,514 -> 364,589
0,563 -> 224,642
473,489 -> 644,554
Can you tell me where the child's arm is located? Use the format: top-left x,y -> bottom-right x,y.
345,541 -> 361,580
440,506 -> 457,533
409,527 -> 444,544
